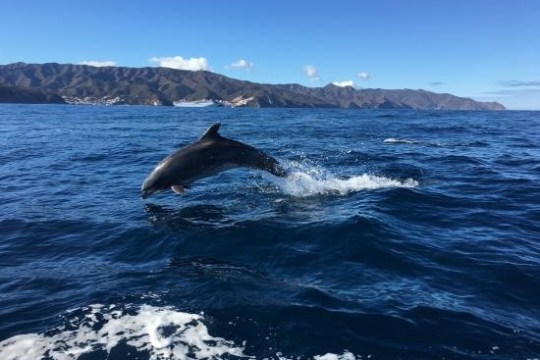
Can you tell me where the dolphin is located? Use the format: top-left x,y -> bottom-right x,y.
141,123 -> 287,198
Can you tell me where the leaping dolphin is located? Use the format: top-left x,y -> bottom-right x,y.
141,123 -> 287,198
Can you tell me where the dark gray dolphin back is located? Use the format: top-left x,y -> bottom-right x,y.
201,123 -> 287,177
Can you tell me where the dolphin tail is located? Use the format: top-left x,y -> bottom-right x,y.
267,160 -> 288,177
256,152 -> 288,178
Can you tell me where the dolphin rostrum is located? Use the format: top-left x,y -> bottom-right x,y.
141,123 -> 287,198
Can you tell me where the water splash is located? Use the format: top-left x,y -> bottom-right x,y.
266,162 -> 418,197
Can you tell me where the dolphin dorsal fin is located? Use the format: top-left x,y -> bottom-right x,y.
199,123 -> 221,141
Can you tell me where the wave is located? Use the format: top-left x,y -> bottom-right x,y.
383,138 -> 490,148
383,137 -> 417,144
266,162 -> 418,197
0,303 -> 362,360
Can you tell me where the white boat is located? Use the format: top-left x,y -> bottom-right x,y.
173,99 -> 218,107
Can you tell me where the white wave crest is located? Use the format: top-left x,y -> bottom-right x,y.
267,164 -> 418,197
383,138 -> 416,144
0,304 -> 245,360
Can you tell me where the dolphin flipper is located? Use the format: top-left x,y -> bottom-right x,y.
171,185 -> 185,194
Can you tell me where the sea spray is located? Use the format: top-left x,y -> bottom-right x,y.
263,161 -> 418,197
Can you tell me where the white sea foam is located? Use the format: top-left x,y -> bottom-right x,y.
0,304 -> 370,360
0,304 -> 245,360
314,351 -> 359,360
267,163 -> 418,197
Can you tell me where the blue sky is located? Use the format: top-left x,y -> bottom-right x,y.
1,0 -> 539,109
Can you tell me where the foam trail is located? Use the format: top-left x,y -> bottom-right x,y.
267,162 -> 418,197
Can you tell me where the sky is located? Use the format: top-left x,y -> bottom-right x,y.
1,0 -> 539,109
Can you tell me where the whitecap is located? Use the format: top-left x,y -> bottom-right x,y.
383,138 -> 416,144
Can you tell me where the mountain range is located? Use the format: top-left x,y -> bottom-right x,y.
0,62 -> 505,110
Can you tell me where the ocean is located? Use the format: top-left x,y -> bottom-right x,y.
0,104 -> 539,360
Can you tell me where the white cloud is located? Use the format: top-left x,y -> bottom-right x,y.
148,56 -> 209,71
78,60 -> 117,67
358,72 -> 372,80
332,80 -> 356,88
227,59 -> 254,71
303,65 -> 320,82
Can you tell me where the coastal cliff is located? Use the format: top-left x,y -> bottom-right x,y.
0,84 -> 66,104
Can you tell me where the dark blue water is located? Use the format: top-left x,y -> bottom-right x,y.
1,105 -> 539,360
